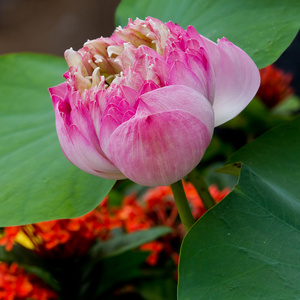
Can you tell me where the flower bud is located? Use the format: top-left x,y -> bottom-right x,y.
49,17 -> 260,186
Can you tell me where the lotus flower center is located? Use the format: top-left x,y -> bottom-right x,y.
65,18 -> 170,92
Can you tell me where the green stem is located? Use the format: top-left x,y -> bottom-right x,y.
170,180 -> 195,232
187,169 -> 215,210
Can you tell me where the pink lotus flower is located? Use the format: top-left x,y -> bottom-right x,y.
49,17 -> 260,186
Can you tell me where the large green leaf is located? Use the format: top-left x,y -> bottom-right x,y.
116,0 -> 300,68
0,53 -> 115,226
179,117 -> 300,299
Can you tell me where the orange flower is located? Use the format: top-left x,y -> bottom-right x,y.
140,241 -> 165,266
0,262 -> 57,300
114,195 -> 153,232
209,184 -> 231,202
0,198 -> 113,258
257,64 -> 294,108
0,227 -> 20,251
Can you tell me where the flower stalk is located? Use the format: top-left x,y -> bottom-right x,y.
170,180 -> 195,232
187,169 -> 215,210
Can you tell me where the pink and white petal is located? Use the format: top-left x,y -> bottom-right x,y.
186,27 -> 224,64
99,114 -> 120,155
185,50 -> 215,104
133,54 -> 161,85
65,48 -> 83,68
152,57 -> 169,85
94,88 -> 108,116
135,44 -> 162,60
168,60 -> 208,97
185,38 -> 201,50
49,82 -> 69,105
118,42 -> 137,69
70,102 -> 102,153
52,94 -> 124,179
137,85 -> 214,136
120,85 -> 139,106
88,100 -> 103,141
166,21 -> 187,38
57,125 -> 124,180
112,68 -> 144,95
68,125 -> 125,178
211,38 -> 260,126
102,104 -> 124,125
165,49 -> 185,67
122,109 -> 135,123
186,27 -> 260,126
54,107 -> 96,175
106,110 -> 212,186
138,80 -> 160,96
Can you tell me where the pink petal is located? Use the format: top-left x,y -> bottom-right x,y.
137,85 -> 214,136
68,125 -> 124,178
168,60 -> 207,98
111,68 -> 144,95
120,85 -> 139,106
106,110 -> 212,186
88,99 -> 104,141
212,38 -> 260,126
166,21 -> 187,37
49,82 -> 69,106
184,49 -> 215,104
52,96 -> 124,180
186,26 -> 260,126
99,114 -> 120,154
138,80 -> 160,96
133,54 -> 161,85
52,101 -> 95,175
151,57 -> 169,86
70,102 -> 102,154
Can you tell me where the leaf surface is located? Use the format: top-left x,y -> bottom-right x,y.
179,117 -> 300,299
0,53 -> 115,225
116,0 -> 300,68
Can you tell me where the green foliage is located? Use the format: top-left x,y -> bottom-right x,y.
116,0 -> 300,68
89,226 -> 172,259
138,277 -> 177,300
223,97 -> 295,137
0,53 -> 115,226
87,251 -> 150,298
78,227 -> 174,298
179,117 -> 300,299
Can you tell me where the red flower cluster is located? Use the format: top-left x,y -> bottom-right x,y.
0,262 -> 57,300
0,199 -> 114,258
113,183 -> 230,266
257,64 -> 294,108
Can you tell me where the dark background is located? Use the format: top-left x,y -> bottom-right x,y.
0,0 -> 120,55
274,32 -> 300,96
0,0 -> 298,95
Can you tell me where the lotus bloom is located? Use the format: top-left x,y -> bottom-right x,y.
49,17 -> 260,186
